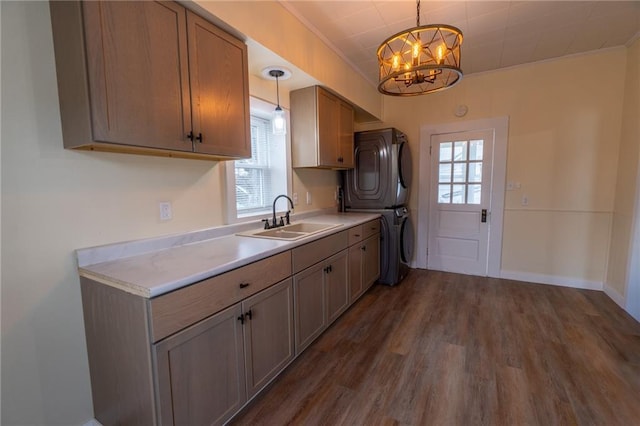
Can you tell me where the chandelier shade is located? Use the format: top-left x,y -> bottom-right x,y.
377,2 -> 463,96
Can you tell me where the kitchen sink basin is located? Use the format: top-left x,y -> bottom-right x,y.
238,222 -> 340,241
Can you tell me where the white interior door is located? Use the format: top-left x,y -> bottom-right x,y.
428,129 -> 495,275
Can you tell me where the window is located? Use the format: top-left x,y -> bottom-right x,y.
225,97 -> 290,222
437,139 -> 483,205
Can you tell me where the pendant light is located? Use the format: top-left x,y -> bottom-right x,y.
268,69 -> 287,135
269,69 -> 286,135
377,0 -> 463,96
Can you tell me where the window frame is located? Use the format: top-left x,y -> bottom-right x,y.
224,97 -> 292,224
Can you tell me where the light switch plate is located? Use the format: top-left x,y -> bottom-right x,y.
159,202 -> 172,221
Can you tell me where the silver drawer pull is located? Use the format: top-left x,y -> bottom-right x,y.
239,282 -> 250,289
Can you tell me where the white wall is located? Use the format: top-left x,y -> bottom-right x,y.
361,48 -> 628,288
606,36 -> 640,313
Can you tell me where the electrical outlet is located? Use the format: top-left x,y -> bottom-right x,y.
521,195 -> 529,206
159,202 -> 172,221
306,192 -> 312,205
292,193 -> 298,205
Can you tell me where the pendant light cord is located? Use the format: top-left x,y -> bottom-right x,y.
416,0 -> 420,27
275,74 -> 281,108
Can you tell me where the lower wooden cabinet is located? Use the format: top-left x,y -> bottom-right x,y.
349,243 -> 364,303
293,264 -> 326,354
242,279 -> 294,398
349,221 -> 381,302
80,220 -> 380,426
155,278 -> 293,425
293,250 -> 348,354
326,251 -> 349,323
155,304 -> 247,426
362,235 -> 381,292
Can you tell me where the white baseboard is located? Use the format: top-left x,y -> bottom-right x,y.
83,419 -> 102,426
499,270 -> 604,291
603,282 -> 626,309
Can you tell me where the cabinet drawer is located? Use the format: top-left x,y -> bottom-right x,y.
348,225 -> 364,246
150,251 -> 292,342
363,220 -> 380,239
292,231 -> 348,274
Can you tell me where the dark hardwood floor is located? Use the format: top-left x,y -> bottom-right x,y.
230,269 -> 640,426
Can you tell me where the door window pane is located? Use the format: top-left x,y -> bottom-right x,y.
451,184 -> 465,204
453,163 -> 466,182
453,141 -> 467,161
467,184 -> 481,204
439,142 -> 452,162
439,163 -> 451,183
469,140 -> 483,160
468,162 -> 482,183
438,184 -> 451,203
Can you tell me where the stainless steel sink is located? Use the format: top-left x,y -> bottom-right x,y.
237,222 -> 340,241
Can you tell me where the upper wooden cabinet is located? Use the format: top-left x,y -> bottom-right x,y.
291,86 -> 354,169
49,1 -> 250,160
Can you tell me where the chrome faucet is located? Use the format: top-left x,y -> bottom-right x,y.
264,194 -> 294,229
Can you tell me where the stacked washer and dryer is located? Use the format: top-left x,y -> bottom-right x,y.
343,128 -> 414,286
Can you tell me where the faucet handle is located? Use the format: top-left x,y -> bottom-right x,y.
261,218 -> 271,229
285,210 -> 291,225
279,216 -> 285,226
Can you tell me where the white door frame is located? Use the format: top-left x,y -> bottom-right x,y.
416,116 -> 509,277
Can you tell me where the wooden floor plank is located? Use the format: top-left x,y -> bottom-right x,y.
230,270 -> 640,426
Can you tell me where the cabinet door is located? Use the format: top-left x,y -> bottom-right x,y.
82,1 -> 191,151
317,88 -> 340,167
243,279 -> 294,398
349,243 -> 364,303
187,11 -> 251,158
338,101 -> 354,168
363,234 -> 381,290
293,264 -> 327,354
155,303 -> 246,426
326,250 -> 349,324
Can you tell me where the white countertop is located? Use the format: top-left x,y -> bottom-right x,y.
77,212 -> 380,298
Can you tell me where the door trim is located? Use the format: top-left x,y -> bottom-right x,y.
416,116 -> 509,277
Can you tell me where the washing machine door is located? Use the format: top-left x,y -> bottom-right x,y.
399,215 -> 414,264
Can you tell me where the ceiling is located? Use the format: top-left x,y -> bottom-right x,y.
279,1 -> 640,88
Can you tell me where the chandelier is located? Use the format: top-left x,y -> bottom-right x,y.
377,0 -> 463,96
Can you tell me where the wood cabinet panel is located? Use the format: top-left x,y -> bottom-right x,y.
326,250 -> 349,324
155,303 -> 246,426
363,234 -> 381,291
348,225 -> 364,246
349,243 -> 364,303
291,86 -> 354,169
292,230 -> 348,273
348,221 -> 381,302
317,88 -> 340,166
72,1 -> 190,150
50,1 -> 250,160
150,251 -> 291,342
363,219 -> 381,239
187,11 -> 250,158
243,279 -> 294,398
80,277 -> 156,426
338,100 -> 355,168
293,265 -> 326,354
